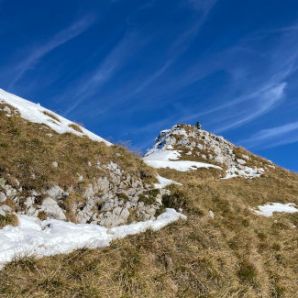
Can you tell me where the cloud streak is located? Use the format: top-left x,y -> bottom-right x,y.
215,82 -> 287,132
89,0 -> 219,113
171,23 -> 298,133
64,32 -> 141,116
188,0 -> 217,14
9,16 -> 95,88
240,120 -> 298,149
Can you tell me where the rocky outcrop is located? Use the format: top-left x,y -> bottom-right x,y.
0,161 -> 166,227
0,89 -> 167,228
145,124 -> 272,179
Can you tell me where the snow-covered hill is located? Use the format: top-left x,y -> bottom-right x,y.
0,88 -> 177,228
0,88 -> 111,145
0,88 -> 188,267
144,124 -> 272,179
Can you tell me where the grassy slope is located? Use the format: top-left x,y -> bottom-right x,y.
1,167 -> 298,297
0,105 -> 156,221
0,105 -> 156,190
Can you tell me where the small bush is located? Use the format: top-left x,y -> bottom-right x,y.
37,211 -> 47,221
238,260 -> 257,285
117,192 -> 129,201
162,188 -> 188,210
138,189 -> 159,205
0,213 -> 18,228
8,257 -> 37,271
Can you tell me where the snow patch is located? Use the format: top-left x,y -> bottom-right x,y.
0,208 -> 186,268
145,149 -> 181,161
145,159 -> 220,172
223,166 -> 264,180
154,175 -> 181,189
144,149 -> 221,172
0,88 -> 111,145
253,202 -> 298,217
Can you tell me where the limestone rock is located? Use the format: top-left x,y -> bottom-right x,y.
0,205 -> 12,216
41,197 -> 66,220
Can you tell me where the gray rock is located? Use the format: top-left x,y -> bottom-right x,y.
208,210 -> 215,219
3,106 -> 11,115
0,205 -> 12,216
46,185 -> 67,200
84,184 -> 95,199
0,177 -> 6,187
0,192 -> 6,203
52,161 -> 58,168
41,197 -> 66,220
97,177 -> 110,193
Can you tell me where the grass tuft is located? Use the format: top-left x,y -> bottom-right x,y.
0,213 -> 18,228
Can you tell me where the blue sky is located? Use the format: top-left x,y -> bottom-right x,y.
1,0 -> 298,171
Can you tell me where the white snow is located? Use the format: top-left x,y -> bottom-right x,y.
253,202 -> 298,217
144,149 -> 221,172
223,166 -> 264,180
146,159 -> 220,172
0,208 -> 186,268
145,149 -> 181,161
154,175 -> 181,189
0,88 -> 111,145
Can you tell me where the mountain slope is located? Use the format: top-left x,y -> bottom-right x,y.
2,144 -> 298,297
0,88 -> 111,144
0,96 -> 298,297
0,89 -> 169,230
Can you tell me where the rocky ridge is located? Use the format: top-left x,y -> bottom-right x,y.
144,124 -> 273,179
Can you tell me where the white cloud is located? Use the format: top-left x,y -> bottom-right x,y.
9,16 -> 95,88
215,82 -> 287,132
64,33 -> 139,115
240,120 -> 298,149
92,0 -> 219,112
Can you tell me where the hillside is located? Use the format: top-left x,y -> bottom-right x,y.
0,89 -> 172,228
0,93 -> 298,297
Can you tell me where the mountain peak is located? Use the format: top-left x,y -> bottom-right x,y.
144,123 -> 273,179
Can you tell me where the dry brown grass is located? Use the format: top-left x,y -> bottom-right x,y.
0,106 -> 156,194
42,111 -> 61,123
233,146 -> 271,169
1,113 -> 298,297
0,213 -> 18,228
0,165 -> 297,297
68,123 -> 83,133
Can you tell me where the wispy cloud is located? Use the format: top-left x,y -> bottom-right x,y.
64,32 -> 140,116
188,0 -> 217,14
9,16 -> 95,88
90,0 -> 218,112
138,0 -> 218,85
240,120 -> 298,149
169,22 -> 298,132
215,82 -> 287,132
